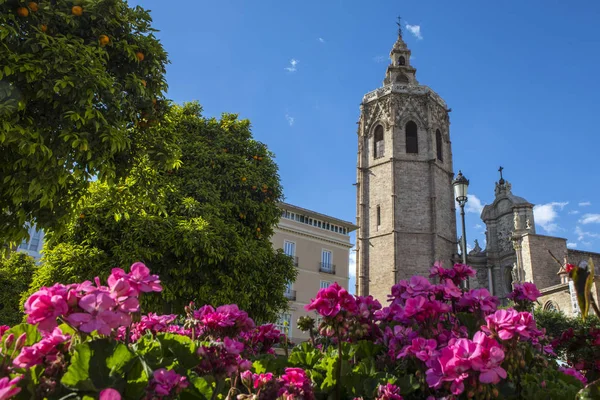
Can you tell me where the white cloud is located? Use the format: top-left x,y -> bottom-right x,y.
533,202 -> 568,233
474,224 -> 483,230
405,24 -> 423,40
284,59 -> 298,72
465,194 -> 484,215
348,248 -> 356,278
580,214 -> 600,224
285,114 -> 294,126
318,37 -> 325,43
579,201 -> 592,207
567,242 -> 578,248
575,226 -> 600,241
373,55 -> 388,63
568,210 -> 580,215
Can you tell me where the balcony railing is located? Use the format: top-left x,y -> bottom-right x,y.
286,255 -> 299,266
284,289 -> 297,301
319,262 -> 336,275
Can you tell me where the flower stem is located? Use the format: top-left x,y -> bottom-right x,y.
211,379 -> 224,400
336,334 -> 342,400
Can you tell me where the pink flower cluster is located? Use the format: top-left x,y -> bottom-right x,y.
0,376 -> 22,400
458,288 -> 499,314
278,368 -> 314,400
240,323 -> 283,355
559,366 -> 587,385
24,263 -> 161,335
193,304 -> 255,338
374,383 -> 403,400
507,282 -> 541,303
124,313 -> 184,342
429,262 -> 476,286
426,332 -> 506,395
146,368 -> 188,398
482,309 -> 543,341
13,328 -> 70,368
196,337 -> 251,378
305,282 -> 356,318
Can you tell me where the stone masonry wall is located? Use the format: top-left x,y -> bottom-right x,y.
521,234 -> 566,290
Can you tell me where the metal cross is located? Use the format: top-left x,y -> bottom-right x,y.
498,166 -> 504,181
396,16 -> 403,37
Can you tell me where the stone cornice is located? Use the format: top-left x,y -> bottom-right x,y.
275,225 -> 354,249
362,83 -> 447,109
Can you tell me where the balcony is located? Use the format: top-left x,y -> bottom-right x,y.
284,289 -> 297,301
319,262 -> 336,275
292,256 -> 299,267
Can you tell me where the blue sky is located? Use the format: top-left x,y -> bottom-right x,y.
131,0 -> 600,284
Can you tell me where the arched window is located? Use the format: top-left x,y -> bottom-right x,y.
543,301 -> 559,312
396,73 -> 409,83
373,125 -> 384,159
398,56 -> 406,66
376,205 -> 381,226
405,121 -> 418,154
436,129 -> 443,161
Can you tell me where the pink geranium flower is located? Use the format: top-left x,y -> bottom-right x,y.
14,327 -> 70,368
128,262 -> 162,293
458,288 -> 499,314
148,369 -> 189,397
400,337 -> 438,362
67,292 -> 120,335
471,332 -> 506,384
305,283 -> 344,317
0,376 -> 22,400
24,286 -> 70,332
508,282 -> 541,302
253,372 -> 274,390
559,367 -> 587,385
99,388 -> 121,400
375,383 -> 403,400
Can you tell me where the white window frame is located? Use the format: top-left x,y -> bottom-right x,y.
320,280 -> 332,289
321,249 -> 333,272
283,240 -> 296,257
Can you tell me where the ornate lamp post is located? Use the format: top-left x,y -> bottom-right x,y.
453,171 -> 470,289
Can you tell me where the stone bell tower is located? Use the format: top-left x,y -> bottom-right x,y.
355,23 -> 458,301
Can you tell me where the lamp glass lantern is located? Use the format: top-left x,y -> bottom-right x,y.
453,171 -> 469,205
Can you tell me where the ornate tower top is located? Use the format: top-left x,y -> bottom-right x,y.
384,19 -> 417,86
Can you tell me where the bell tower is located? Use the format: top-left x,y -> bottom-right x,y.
355,23 -> 458,301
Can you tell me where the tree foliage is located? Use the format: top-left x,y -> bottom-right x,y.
0,0 -> 179,244
0,252 -> 36,325
33,102 -> 296,322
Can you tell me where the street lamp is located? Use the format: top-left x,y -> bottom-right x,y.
453,170 -> 470,289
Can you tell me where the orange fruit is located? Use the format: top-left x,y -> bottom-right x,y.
28,2 -> 38,12
17,7 -> 29,17
71,6 -> 83,16
253,155 -> 258,160
239,213 -> 245,219
256,227 -> 261,232
223,148 -> 228,153
241,177 -> 246,182
252,186 -> 257,190
141,80 -> 147,87
258,156 -> 263,161
79,213 -> 85,219
99,35 -> 110,46
41,24 -> 48,32
136,52 -> 145,61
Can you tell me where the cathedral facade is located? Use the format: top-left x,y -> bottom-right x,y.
355,28 -> 600,315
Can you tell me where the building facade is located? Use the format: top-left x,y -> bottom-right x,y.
16,225 -> 45,261
355,27 -> 457,301
272,202 -> 357,343
357,26 -> 600,316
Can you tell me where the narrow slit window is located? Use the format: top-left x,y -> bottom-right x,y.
405,121 -> 418,154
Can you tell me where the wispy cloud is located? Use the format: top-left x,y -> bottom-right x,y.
465,194 -> 485,215
405,24 -> 423,40
318,37 -> 325,43
533,202 -> 568,233
474,224 -> 483,230
579,201 -> 592,207
568,210 -> 580,215
373,55 -> 388,63
348,248 -> 356,278
580,214 -> 600,224
284,59 -> 299,72
567,242 -> 578,248
575,226 -> 600,241
285,113 -> 295,126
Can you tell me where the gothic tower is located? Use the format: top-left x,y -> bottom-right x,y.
355,26 -> 458,301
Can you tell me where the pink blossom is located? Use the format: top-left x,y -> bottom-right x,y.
452,264 -> 476,282
128,262 -> 162,293
14,327 -> 70,368
508,282 -> 541,302
253,373 -> 274,390
0,376 -> 22,400
67,291 -> 120,335
306,282 -> 355,318
435,279 -> 463,300
471,332 -> 506,384
147,369 -> 189,397
278,368 -> 314,400
390,276 -> 434,303
458,288 -> 499,314
375,383 -> 403,400
0,326 -> 9,337
24,285 -> 70,332
429,261 -> 456,282
559,367 -> 587,385
194,304 -> 255,337
400,337 -> 438,362
482,309 -> 520,340
99,388 -> 122,400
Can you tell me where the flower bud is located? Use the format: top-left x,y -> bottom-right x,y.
492,388 -> 499,398
467,390 -> 475,398
3,334 -> 14,349
15,333 -> 27,351
519,359 -> 526,368
240,370 -> 253,388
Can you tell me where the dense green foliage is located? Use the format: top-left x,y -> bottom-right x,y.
0,252 -> 36,325
31,103 -> 296,322
0,0 -> 179,244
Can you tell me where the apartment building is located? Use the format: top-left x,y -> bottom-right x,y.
271,202 -> 357,343
17,225 -> 45,262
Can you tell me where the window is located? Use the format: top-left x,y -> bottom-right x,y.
436,129 -> 443,161
321,250 -> 333,272
284,241 -> 295,257
373,125 -> 384,159
406,121 -> 418,154
395,73 -> 409,83
320,280 -> 332,289
318,221 -> 322,228
377,205 -> 381,226
398,56 -> 406,66
275,313 -> 292,338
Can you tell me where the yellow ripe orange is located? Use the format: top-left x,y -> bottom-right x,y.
258,156 -> 263,161
28,2 -> 39,12
253,155 -> 258,160
241,177 -> 246,182
99,35 -> 110,46
71,6 -> 83,16
141,80 -> 147,87
79,213 -> 85,219
17,7 -> 29,17
256,227 -> 261,232
251,185 -> 257,190
41,24 -> 48,32
136,52 -> 145,61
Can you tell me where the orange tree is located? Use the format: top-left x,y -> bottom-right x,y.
0,0 -> 179,244
28,102 -> 296,322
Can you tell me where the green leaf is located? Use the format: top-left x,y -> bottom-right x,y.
4,323 -> 42,347
156,333 -> 198,370
577,379 -> 600,400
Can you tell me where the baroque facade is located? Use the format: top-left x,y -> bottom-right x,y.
356,28 -> 600,316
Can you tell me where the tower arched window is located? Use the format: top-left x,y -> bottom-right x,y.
436,129 -> 443,161
405,121 -> 418,154
398,56 -> 406,66
373,125 -> 384,159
